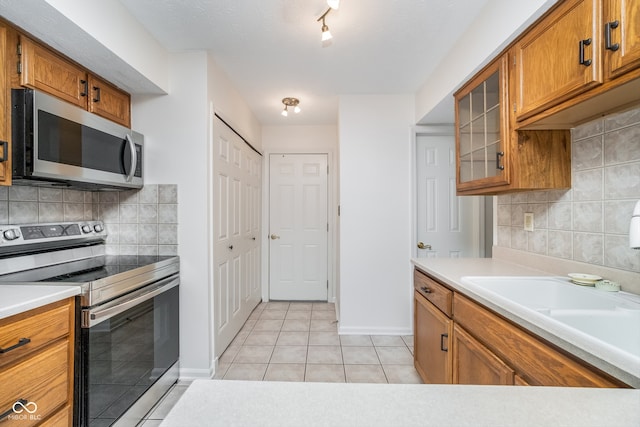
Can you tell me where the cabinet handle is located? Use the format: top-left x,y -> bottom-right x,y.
605,21 -> 619,51
93,86 -> 101,103
0,141 -> 7,163
420,286 -> 432,294
80,79 -> 88,97
440,333 -> 449,352
0,399 -> 28,421
0,337 -> 31,354
579,38 -> 592,66
496,151 -> 505,171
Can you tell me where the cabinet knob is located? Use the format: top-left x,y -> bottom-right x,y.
420,286 -> 432,294
270,234 -> 280,240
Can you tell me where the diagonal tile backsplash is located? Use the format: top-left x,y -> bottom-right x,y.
0,184 -> 178,256
497,106 -> 640,273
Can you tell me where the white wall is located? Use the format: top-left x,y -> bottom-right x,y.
132,52 -> 212,380
415,0 -> 558,123
338,95 -> 415,335
209,55 -> 262,149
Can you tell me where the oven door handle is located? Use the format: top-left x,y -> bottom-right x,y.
83,275 -> 179,327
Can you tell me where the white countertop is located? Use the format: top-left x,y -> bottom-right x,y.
0,284 -> 80,320
411,257 -> 640,388
160,380 -> 640,427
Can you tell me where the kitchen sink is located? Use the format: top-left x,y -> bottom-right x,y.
460,276 -> 638,311
460,276 -> 640,359
547,308 -> 640,356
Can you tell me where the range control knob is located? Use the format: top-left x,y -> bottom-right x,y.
81,225 -> 92,234
3,229 -> 20,241
93,223 -> 104,233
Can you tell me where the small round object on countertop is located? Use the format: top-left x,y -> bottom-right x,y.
595,280 -> 621,292
568,273 -> 602,285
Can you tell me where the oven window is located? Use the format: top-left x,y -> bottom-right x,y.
38,110 -> 141,177
81,285 -> 179,426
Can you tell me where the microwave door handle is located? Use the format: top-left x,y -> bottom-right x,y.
124,133 -> 137,182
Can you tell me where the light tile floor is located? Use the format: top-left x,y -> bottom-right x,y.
137,301 -> 422,425
216,301 -> 422,384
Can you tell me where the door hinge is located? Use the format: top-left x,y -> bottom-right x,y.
338,205 -> 340,216
327,165 -> 329,175
16,61 -> 22,74
16,43 -> 21,56
16,43 -> 22,74
327,280 -> 329,289
327,223 -> 329,232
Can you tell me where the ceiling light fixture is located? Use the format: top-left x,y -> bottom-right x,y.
317,8 -> 333,42
327,0 -> 340,10
281,97 -> 301,117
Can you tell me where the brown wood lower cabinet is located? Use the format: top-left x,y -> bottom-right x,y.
0,298 -> 75,426
413,268 -> 629,388
452,324 -> 514,385
414,291 -> 452,384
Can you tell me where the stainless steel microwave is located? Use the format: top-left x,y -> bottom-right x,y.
11,88 -> 143,190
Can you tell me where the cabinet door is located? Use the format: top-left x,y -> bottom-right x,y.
0,24 -> 11,186
514,0 -> 602,121
88,75 -> 131,127
455,55 -> 510,193
605,0 -> 640,77
452,324 -> 514,385
414,291 -> 452,384
19,36 -> 88,109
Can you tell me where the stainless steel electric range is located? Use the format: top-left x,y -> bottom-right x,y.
0,221 -> 179,427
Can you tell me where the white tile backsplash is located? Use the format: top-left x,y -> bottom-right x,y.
0,184 -> 178,256
497,106 -> 640,273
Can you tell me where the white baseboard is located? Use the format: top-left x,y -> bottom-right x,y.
179,367 -> 214,382
338,325 -> 413,336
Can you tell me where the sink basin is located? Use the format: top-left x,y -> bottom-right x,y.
460,276 -> 640,361
547,309 -> 640,356
460,276 -> 637,311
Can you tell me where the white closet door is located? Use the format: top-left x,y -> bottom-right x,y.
213,116 -> 261,356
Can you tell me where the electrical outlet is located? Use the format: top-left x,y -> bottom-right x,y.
524,212 -> 534,232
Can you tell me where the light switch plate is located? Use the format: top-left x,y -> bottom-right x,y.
524,212 -> 534,231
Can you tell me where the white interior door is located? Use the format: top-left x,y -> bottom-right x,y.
269,154 -> 328,301
416,134 -> 479,258
213,116 -> 262,355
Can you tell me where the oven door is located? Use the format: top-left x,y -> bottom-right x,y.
78,274 -> 179,426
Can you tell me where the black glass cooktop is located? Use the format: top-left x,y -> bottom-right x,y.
43,255 -> 177,283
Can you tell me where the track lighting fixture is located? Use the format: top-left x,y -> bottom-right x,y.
281,97 -> 301,117
317,8 -> 333,42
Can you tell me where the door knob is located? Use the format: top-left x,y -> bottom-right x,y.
417,242 -> 432,250
270,234 -> 280,240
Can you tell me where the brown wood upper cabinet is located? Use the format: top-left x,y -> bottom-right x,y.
604,0 -> 640,78
0,23 -> 11,187
514,0 -> 602,121
18,35 -> 131,127
513,0 -> 640,124
454,54 -> 571,195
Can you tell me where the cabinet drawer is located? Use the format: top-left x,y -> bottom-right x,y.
414,269 -> 452,317
38,404 -> 71,427
453,293 -> 626,388
0,340 -> 69,426
0,299 -> 72,369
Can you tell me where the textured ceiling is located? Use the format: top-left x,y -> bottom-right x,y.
97,0 -> 488,125
119,0 -> 491,125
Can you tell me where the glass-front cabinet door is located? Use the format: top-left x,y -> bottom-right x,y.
455,56 -> 510,194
